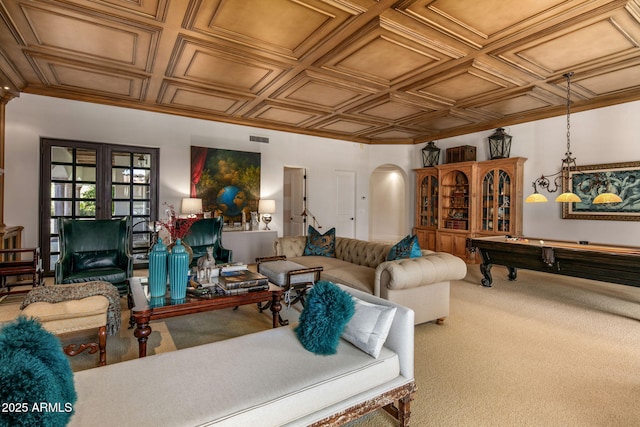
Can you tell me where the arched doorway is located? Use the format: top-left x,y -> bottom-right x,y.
369,164 -> 407,243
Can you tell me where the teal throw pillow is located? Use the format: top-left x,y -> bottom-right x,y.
295,281 -> 355,355
0,316 -> 77,427
303,226 -> 336,257
387,234 -> 422,261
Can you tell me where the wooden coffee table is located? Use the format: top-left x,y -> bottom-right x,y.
128,276 -> 283,357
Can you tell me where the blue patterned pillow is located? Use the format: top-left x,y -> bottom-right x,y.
387,234 -> 422,261
295,281 -> 355,355
303,226 -> 336,257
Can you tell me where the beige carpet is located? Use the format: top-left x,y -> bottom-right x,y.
3,267 -> 640,426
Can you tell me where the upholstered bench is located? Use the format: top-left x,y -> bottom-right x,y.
19,281 -> 121,367
22,295 -> 109,366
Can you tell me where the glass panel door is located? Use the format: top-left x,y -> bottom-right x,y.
40,139 -> 158,273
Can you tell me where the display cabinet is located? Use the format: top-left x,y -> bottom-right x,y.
413,168 -> 438,250
414,157 -> 526,263
476,157 -> 525,236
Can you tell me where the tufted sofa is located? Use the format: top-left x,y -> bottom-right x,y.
274,236 -> 467,325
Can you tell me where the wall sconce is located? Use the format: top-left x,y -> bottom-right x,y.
181,198 -> 202,218
421,141 -> 441,167
488,128 -> 512,160
258,199 -> 276,230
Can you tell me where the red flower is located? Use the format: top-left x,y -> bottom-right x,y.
157,203 -> 197,241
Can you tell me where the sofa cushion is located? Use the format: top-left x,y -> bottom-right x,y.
303,226 -> 335,257
72,250 -> 118,271
61,268 -> 128,285
342,297 -> 397,358
387,235 -> 422,261
295,281 -> 354,355
321,265 -> 376,294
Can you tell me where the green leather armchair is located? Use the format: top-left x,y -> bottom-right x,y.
181,217 -> 232,268
54,217 -> 133,296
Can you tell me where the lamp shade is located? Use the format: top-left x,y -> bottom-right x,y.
525,193 -> 549,203
488,128 -> 512,160
258,199 -> 276,213
554,192 -> 581,203
421,141 -> 441,167
181,198 -> 202,215
592,192 -> 622,204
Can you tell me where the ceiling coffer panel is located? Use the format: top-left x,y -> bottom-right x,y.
21,3 -> 159,71
27,53 -> 148,99
185,0 -> 361,60
1,0 -> 640,144
167,37 -> 291,94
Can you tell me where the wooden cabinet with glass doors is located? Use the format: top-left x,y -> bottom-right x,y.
476,157 -> 526,236
413,168 -> 438,250
414,157 -> 526,263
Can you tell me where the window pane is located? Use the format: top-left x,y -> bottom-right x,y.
112,152 -> 130,167
50,254 -> 59,268
50,182 -> 73,198
112,201 -> 131,216
133,201 -> 150,216
51,164 -> 72,180
76,149 -> 96,165
132,185 -> 150,200
133,169 -> 149,183
75,201 -> 96,217
135,153 -> 150,168
112,183 -> 130,198
49,237 -> 59,254
51,201 -> 73,217
51,147 -> 73,163
113,167 -> 130,183
76,166 -> 96,182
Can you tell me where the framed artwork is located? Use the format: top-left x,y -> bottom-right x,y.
190,146 -> 261,220
562,161 -> 640,221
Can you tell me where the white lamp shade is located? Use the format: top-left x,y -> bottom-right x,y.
258,199 -> 276,214
181,198 -> 202,214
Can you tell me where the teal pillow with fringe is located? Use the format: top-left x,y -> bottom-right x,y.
0,316 -> 77,427
387,234 -> 422,261
303,226 -> 336,257
295,281 -> 355,355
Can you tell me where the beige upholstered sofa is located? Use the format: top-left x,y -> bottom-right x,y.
69,285 -> 416,426
274,236 -> 467,325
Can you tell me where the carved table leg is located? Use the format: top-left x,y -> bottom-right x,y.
98,325 -> 107,366
507,267 -> 518,281
133,315 -> 152,358
270,291 -> 286,327
480,262 -> 493,287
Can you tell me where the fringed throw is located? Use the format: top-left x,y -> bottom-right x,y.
20,281 -> 122,336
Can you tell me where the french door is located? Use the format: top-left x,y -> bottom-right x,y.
39,138 -> 158,273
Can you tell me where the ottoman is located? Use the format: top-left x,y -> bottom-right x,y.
256,256 -> 322,324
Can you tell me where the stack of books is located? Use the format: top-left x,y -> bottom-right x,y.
215,270 -> 269,296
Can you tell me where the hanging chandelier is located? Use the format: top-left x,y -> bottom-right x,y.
525,72 -> 622,204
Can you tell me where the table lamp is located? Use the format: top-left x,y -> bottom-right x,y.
181,198 -> 202,218
258,199 -> 276,230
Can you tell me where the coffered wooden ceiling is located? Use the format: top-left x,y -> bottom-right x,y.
1,0 -> 640,144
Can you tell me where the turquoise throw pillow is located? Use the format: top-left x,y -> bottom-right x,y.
0,316 -> 77,427
387,234 -> 422,261
295,281 -> 355,355
303,226 -> 336,257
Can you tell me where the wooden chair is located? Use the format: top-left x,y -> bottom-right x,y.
0,247 -> 43,298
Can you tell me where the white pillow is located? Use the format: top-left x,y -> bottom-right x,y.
341,296 -> 397,358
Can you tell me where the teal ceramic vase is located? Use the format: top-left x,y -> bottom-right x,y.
148,238 -> 168,297
168,238 -> 189,300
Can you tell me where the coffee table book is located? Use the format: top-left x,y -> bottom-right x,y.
218,270 -> 269,290
214,283 -> 269,296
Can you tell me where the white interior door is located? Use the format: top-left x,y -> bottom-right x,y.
336,170 -> 356,238
283,167 -> 305,236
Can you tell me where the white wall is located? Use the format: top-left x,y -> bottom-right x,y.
414,100 -> 640,246
6,93 -> 640,248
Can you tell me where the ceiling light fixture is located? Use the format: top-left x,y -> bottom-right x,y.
525,72 -> 621,205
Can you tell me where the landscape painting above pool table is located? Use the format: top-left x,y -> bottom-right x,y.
563,161 -> 640,221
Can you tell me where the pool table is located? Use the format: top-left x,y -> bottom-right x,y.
469,235 -> 640,288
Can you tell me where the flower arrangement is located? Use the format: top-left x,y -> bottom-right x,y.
157,203 -> 198,242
